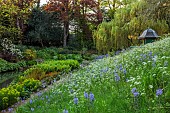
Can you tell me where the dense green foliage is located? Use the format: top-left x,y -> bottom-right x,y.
20,46 -> 84,62
16,37 -> 170,113
0,0 -> 37,42
25,8 -> 63,47
0,77 -> 41,110
0,58 -> 26,73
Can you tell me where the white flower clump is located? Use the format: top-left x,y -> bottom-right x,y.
1,38 -> 23,58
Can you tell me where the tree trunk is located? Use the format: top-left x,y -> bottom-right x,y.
37,33 -> 43,47
63,21 -> 69,47
37,0 -> 40,8
40,39 -> 44,47
16,17 -> 23,44
16,18 -> 20,29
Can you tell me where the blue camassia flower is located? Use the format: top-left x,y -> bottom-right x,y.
74,97 -> 78,104
84,92 -> 88,99
123,69 -> 127,75
114,73 -> 120,81
30,99 -> 33,104
133,92 -> 139,97
89,92 -> 95,101
131,88 -> 139,97
156,89 -> 163,96
131,88 -> 137,93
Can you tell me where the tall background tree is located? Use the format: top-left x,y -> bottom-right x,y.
45,0 -> 103,48
25,8 -> 63,47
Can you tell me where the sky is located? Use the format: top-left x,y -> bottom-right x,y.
40,0 -> 48,5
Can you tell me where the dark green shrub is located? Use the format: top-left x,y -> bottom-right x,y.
66,54 -> 83,62
0,58 -> 26,73
53,54 -> 83,62
57,54 -> 67,60
36,48 -> 57,59
26,8 -> 63,47
83,53 -> 97,60
57,48 -> 70,54
26,60 -> 37,66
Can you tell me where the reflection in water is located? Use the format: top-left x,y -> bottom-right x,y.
0,71 -> 22,89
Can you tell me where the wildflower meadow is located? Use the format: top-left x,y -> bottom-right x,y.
14,37 -> 170,113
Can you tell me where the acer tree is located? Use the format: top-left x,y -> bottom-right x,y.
45,0 -> 103,47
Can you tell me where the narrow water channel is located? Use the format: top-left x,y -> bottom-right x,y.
0,71 -> 22,89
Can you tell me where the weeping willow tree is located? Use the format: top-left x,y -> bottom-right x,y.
93,0 -> 132,53
93,21 -> 115,54
93,0 -> 169,54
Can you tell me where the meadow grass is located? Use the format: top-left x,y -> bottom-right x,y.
15,37 -> 170,113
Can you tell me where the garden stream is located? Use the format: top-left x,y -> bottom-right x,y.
0,71 -> 22,89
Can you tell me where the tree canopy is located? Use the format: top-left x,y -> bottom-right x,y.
0,0 -> 169,52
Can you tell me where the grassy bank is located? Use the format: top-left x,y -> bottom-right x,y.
15,37 -> 170,113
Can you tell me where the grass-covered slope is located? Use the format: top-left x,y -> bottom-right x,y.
16,38 -> 170,113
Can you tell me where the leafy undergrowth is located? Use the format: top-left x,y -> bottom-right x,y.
0,59 -> 27,73
15,38 -> 170,113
